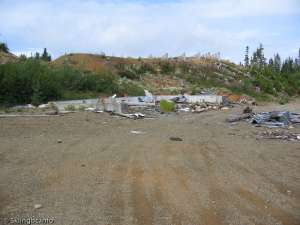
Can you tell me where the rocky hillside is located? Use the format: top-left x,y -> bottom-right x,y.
53,53 -> 247,94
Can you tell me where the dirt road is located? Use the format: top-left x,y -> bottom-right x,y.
1,103 -> 300,225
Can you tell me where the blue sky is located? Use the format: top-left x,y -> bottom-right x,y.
0,0 -> 299,62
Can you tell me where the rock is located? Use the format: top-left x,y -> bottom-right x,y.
34,204 -> 42,209
57,139 -> 63,143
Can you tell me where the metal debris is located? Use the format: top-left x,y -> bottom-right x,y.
227,111 -> 300,128
251,111 -> 300,127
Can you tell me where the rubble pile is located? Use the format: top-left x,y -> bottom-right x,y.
2,90 -> 233,119
227,110 -> 300,128
251,111 -> 300,127
257,130 -> 300,141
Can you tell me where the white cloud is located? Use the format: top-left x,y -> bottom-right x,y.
0,0 -> 299,62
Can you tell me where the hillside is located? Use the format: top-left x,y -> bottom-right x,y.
53,53 -> 247,94
0,51 -> 17,65
2,50 -> 298,106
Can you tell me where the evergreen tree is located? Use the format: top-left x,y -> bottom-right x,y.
281,57 -> 294,74
273,53 -> 281,73
268,58 -> 274,69
244,46 -> 249,67
41,48 -> 51,61
296,48 -> 300,68
250,51 -> 258,68
0,42 -> 9,53
34,52 -> 40,60
19,54 -> 27,61
257,43 -> 266,69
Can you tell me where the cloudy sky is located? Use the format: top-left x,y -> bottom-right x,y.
0,0 -> 299,62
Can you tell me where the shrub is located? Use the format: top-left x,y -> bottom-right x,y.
78,105 -> 87,111
278,96 -> 289,105
160,100 -> 175,112
64,105 -> 76,111
0,60 -> 120,105
159,61 -> 175,74
117,81 -> 144,96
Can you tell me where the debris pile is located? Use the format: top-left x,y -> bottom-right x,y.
257,130 -> 300,141
2,90 -> 231,119
227,109 -> 300,128
251,111 -> 300,128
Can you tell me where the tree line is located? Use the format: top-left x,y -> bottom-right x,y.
242,44 -> 300,97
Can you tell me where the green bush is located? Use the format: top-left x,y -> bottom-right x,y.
78,105 -> 87,111
64,105 -> 76,111
0,60 -> 120,105
0,59 -> 62,105
117,81 -> 144,96
160,100 -> 175,112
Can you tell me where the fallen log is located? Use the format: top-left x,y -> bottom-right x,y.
226,113 -> 252,123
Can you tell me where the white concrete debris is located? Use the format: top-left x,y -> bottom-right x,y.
185,94 -> 224,104
50,93 -> 224,114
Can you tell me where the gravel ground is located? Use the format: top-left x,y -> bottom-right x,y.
0,102 -> 300,225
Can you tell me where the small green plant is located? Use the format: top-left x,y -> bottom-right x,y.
159,100 -> 175,112
78,105 -> 87,111
278,96 -> 289,105
64,104 -> 76,111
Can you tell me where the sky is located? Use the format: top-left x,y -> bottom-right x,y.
0,0 -> 299,63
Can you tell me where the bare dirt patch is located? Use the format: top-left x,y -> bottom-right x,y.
0,102 -> 300,225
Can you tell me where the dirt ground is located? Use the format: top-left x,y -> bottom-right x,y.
0,102 -> 300,225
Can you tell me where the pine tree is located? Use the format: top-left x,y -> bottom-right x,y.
281,57 -> 294,74
35,52 -> 40,60
250,51 -> 258,67
244,46 -> 249,67
41,48 -> 51,61
273,53 -> 281,73
257,43 -> 266,69
297,48 -> 300,68
0,42 -> 9,53
268,58 -> 274,68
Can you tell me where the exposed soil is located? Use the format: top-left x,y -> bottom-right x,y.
0,102 -> 300,225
